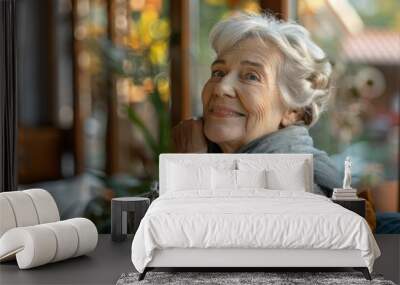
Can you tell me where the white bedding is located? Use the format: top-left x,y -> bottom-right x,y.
131,190 -> 380,273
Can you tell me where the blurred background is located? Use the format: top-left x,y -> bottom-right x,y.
16,0 -> 399,233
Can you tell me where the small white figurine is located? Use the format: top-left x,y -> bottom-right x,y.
343,156 -> 352,189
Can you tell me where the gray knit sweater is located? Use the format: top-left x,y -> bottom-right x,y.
207,124 -> 342,197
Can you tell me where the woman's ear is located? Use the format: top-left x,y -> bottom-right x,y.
280,109 -> 302,127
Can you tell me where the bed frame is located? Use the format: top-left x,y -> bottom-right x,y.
139,248 -> 370,280
138,154 -> 372,281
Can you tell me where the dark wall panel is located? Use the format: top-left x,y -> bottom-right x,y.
0,0 -> 18,191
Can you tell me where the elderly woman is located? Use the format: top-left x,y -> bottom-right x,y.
172,13 -> 342,196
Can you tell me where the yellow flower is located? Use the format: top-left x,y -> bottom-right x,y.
150,41 -> 168,65
139,8 -> 159,47
150,19 -> 170,41
157,77 -> 170,103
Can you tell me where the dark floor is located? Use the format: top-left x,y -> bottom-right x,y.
0,235 -> 399,285
0,235 -> 134,285
374,234 -> 400,284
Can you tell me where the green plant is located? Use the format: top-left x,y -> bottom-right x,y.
92,37 -> 171,179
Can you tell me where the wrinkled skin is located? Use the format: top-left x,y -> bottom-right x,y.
172,37 -> 300,153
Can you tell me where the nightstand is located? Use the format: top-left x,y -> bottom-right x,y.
331,198 -> 366,218
111,197 -> 150,242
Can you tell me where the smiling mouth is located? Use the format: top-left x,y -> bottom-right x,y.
209,107 -> 246,118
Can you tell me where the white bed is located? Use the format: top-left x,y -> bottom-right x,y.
131,154 -> 380,280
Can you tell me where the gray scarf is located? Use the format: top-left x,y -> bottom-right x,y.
207,124 -> 342,196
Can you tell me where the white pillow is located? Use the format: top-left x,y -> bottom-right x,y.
237,159 -> 307,192
266,168 -> 306,191
167,162 -> 212,191
236,169 -> 268,188
211,169 -> 268,191
212,168 -> 237,190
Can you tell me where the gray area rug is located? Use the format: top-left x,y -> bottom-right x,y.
116,272 -> 396,285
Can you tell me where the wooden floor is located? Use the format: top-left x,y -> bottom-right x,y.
0,235 -> 398,285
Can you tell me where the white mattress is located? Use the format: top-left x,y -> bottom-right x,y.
131,190 -> 380,273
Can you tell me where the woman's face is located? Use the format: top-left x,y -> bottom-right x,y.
202,37 -> 287,151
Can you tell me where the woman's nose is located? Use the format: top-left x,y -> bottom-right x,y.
214,73 -> 236,98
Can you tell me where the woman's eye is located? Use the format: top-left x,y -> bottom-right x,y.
211,70 -> 225,78
244,73 -> 260,81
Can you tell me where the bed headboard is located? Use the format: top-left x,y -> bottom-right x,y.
159,153 -> 313,195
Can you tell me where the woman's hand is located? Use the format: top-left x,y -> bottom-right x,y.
172,118 -> 208,153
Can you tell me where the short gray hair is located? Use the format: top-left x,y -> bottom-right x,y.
209,13 -> 332,126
